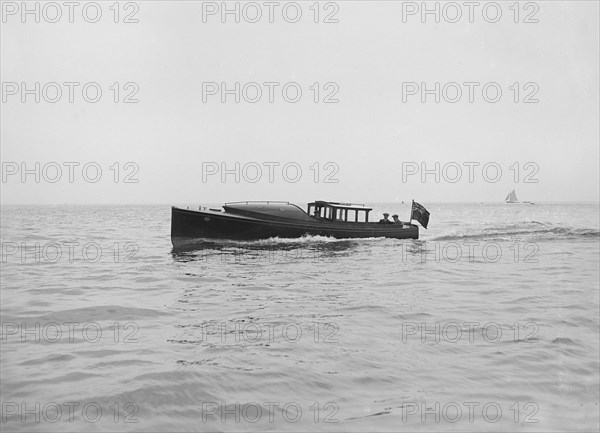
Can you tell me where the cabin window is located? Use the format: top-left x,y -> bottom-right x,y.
308,203 -> 372,223
354,211 -> 369,223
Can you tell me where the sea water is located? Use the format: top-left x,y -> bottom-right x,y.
1,202 -> 598,431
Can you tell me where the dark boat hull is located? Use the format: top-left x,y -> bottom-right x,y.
171,206 -> 418,246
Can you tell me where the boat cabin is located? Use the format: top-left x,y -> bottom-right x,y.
307,201 -> 372,223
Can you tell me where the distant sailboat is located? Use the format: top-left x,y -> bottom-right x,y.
505,189 -> 534,204
505,189 -> 518,203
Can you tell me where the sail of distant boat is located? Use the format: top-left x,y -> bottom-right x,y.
505,189 -> 518,203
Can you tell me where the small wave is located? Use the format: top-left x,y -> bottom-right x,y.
551,337 -> 582,346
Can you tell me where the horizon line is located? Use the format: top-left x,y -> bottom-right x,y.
2,200 -> 599,206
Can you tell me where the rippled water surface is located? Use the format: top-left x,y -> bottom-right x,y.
1,202 -> 599,432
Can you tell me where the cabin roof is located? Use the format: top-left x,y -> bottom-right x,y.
309,200 -> 373,211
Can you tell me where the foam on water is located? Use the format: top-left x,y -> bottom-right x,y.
432,221 -> 600,242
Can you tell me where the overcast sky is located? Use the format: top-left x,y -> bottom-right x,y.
1,1 -> 598,204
